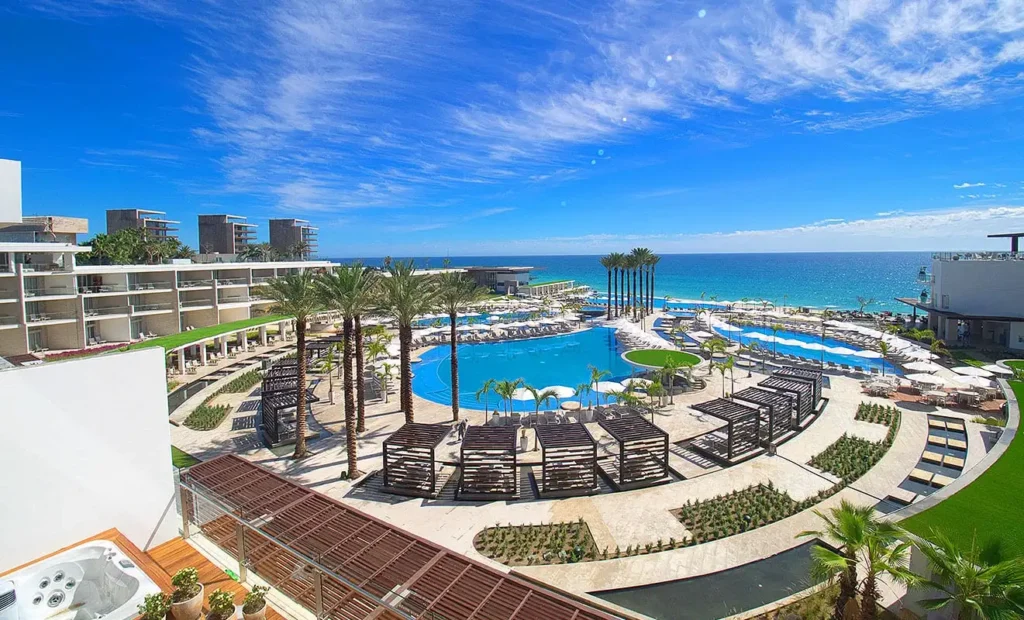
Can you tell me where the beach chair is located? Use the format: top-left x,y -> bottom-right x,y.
840,363 -> 851,372
827,361 -> 837,370
854,365 -> 866,375
869,368 -> 880,376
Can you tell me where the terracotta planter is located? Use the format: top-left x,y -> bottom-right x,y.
242,603 -> 266,620
171,585 -> 204,620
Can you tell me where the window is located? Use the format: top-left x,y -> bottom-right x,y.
940,294 -> 950,309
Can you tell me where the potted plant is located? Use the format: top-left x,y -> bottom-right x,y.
170,567 -> 203,620
206,589 -> 236,620
242,586 -> 269,620
138,592 -> 171,620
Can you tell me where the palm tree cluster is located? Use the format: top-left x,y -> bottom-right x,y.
599,248 -> 660,321
258,259 -> 488,476
80,228 -> 194,265
801,501 -> 1024,620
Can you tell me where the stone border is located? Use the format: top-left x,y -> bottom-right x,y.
886,378 -> 1019,521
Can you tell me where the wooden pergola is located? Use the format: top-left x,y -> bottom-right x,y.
597,416 -> 669,490
690,398 -> 762,463
733,387 -> 795,444
382,423 -> 451,498
264,365 -> 298,379
759,376 -> 815,426
774,366 -> 823,404
260,378 -> 319,448
534,423 -> 598,498
459,426 -> 518,500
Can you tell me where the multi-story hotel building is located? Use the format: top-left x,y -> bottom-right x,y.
106,208 -> 180,239
269,218 -> 318,259
198,214 -> 257,255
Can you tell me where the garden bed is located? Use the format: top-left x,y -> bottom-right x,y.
811,403 -> 899,484
183,402 -> 232,430
221,369 -> 263,393
474,519 -> 601,566
672,483 -> 811,544
854,402 -> 898,426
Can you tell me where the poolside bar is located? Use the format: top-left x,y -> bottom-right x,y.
774,366 -> 823,404
732,387 -> 795,444
689,398 -> 762,463
382,422 -> 452,498
759,376 -> 815,426
459,426 -> 518,499
535,423 -> 598,498
597,416 -> 670,490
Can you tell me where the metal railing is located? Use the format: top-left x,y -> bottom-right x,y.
25,288 -> 75,298
216,277 -> 249,286
21,263 -> 66,273
0,315 -> 18,325
933,251 -> 1024,262
79,284 -> 128,294
84,306 -> 130,318
178,279 -> 214,288
26,311 -> 77,323
129,281 -> 172,291
218,296 -> 252,305
133,302 -> 174,313
251,276 -> 273,284
180,298 -> 215,308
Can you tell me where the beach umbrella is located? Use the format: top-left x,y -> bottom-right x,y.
690,331 -> 713,339
982,364 -> 1014,376
827,346 -> 857,355
956,375 -> 996,389
906,373 -> 946,386
593,381 -> 625,393
542,385 -> 576,399
853,349 -> 883,359
951,366 -> 994,378
903,349 -> 937,360
511,387 -> 534,400
525,321 -> 541,328
456,324 -> 476,331
904,361 -> 944,373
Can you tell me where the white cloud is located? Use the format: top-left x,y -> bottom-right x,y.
953,182 -> 985,188
876,210 -> 904,216
997,40 -> 1024,63
995,183 -> 1007,188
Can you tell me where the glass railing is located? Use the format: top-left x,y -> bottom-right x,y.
79,284 -> 128,294
129,281 -> 172,291
133,302 -> 174,313
251,276 -> 273,284
25,288 -> 76,298
219,296 -> 252,304
216,277 -> 249,285
178,279 -> 214,288
26,310 -> 77,323
84,306 -> 130,317
933,251 -> 1024,262
21,263 -> 66,273
180,298 -> 214,308
0,315 -> 18,325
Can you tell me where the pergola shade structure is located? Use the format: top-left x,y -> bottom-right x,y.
597,416 -> 669,490
759,376 -> 815,426
264,365 -> 298,379
382,423 -> 451,498
179,455 -> 616,620
459,426 -> 518,499
534,423 -> 598,497
732,387 -> 795,445
260,376 -> 319,448
774,366 -> 823,405
689,398 -> 762,463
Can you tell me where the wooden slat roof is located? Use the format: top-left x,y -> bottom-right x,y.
183,455 -> 619,620
691,398 -> 760,422
598,416 -> 667,443
461,426 -> 516,451
535,423 -> 596,449
774,367 -> 822,381
733,387 -> 794,411
759,376 -> 813,393
384,422 -> 451,450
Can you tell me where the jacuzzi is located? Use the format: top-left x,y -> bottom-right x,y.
0,539 -> 162,620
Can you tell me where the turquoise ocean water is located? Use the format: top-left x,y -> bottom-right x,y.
331,252 -> 932,312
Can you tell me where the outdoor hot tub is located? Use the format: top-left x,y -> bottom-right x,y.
1,539 -> 161,620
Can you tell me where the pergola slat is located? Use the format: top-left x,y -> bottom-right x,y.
459,426 -> 517,499
733,387 -> 795,445
597,416 -> 669,489
759,376 -> 815,426
689,398 -> 761,462
535,423 -> 597,497
774,366 -> 823,404
383,423 -> 451,498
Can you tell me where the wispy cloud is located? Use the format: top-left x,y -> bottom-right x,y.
84,148 -> 180,161
954,182 -> 986,189
876,210 -> 904,217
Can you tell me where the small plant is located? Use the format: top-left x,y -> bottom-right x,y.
206,589 -> 235,620
242,586 -> 269,615
171,567 -> 202,602
138,593 -> 171,620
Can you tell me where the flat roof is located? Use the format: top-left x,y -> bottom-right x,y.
0,242 -> 90,253
463,266 -> 534,272
988,232 -> 1024,238
895,298 -> 1024,321
73,259 -> 335,274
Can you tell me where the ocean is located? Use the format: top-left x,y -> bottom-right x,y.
330,252 -> 933,311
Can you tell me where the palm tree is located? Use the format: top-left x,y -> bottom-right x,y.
856,296 -> 876,314
713,356 -> 734,397
648,380 -> 665,408
316,264 -> 379,477
476,378 -> 496,422
859,524 -> 916,620
599,254 -> 615,320
494,378 -> 523,417
877,340 -> 890,377
629,249 -> 648,320
797,500 -> 879,620
915,531 -> 1024,620
436,271 -> 490,421
260,272 -> 322,459
931,339 -> 951,360
588,365 -> 611,404
525,385 -> 558,419
648,254 -> 660,313
661,358 -> 681,405
609,252 -> 626,317
770,322 -> 784,358
365,340 -> 387,364
378,260 -> 437,423
748,341 -> 766,373
574,382 -> 592,408
376,362 -> 394,404
315,343 -> 339,405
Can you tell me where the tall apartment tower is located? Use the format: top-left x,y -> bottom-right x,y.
269,218 -> 318,259
197,214 -> 257,255
106,209 -> 179,240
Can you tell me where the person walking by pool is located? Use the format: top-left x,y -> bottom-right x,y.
457,418 -> 467,440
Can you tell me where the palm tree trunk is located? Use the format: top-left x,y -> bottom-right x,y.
615,268 -> 620,317
400,323 -> 414,423
354,315 -> 366,433
835,556 -> 858,620
293,320 -> 308,459
860,572 -> 879,620
638,266 -> 644,318
449,312 -> 460,421
632,269 -> 638,320
343,317 -> 358,478
606,269 -> 612,320
648,266 -> 654,312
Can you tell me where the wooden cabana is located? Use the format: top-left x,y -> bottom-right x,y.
733,387 -> 795,444
689,398 -> 762,463
597,416 -> 669,490
459,426 -> 518,500
382,423 -> 452,498
264,364 -> 298,379
774,366 -> 823,404
759,376 -> 815,426
534,423 -> 598,498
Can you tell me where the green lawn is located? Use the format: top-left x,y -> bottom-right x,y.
171,446 -> 201,468
1004,360 -> 1024,372
524,279 -> 572,288
902,381 -> 1024,560
127,315 -> 287,352
624,349 -> 702,368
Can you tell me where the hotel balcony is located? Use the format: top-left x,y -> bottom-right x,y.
84,306 -> 130,320
0,314 -> 20,329
218,296 -> 253,307
132,302 -> 175,315
178,279 -> 214,289
251,276 -> 273,284
933,251 -> 1024,262
180,298 -> 215,310
215,277 -> 249,287
128,281 -> 173,292
25,287 -> 77,299
25,310 -> 77,325
78,283 -> 129,295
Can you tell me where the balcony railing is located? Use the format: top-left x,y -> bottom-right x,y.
129,281 -> 172,291
84,306 -> 130,318
251,276 -> 273,284
178,279 -> 214,288
180,299 -> 215,308
933,251 -> 1024,262
219,296 -> 252,305
79,284 -> 128,294
22,263 -> 65,273
26,288 -> 76,298
133,302 -> 174,313
0,315 -> 18,325
216,277 -> 249,286
26,311 -> 77,323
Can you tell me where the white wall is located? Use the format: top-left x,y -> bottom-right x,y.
0,348 -> 178,572
932,260 -> 1024,318
0,159 -> 22,224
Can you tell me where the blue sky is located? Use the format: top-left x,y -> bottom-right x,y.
3,0 -> 1024,256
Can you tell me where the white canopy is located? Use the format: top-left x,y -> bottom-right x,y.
955,375 -> 996,389
541,385 -> 576,398
511,387 -> 535,400
594,380 -> 625,393
904,361 -> 944,373
951,366 -> 995,378
906,373 -> 946,386
982,364 -> 1014,376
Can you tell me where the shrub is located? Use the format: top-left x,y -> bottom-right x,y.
183,402 -> 232,430
170,567 -> 201,602
206,590 -> 235,620
242,586 -> 269,614
221,369 -> 263,393
138,593 -> 171,620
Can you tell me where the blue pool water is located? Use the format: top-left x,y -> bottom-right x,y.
711,323 -> 899,374
413,311 -> 536,327
412,327 -> 636,411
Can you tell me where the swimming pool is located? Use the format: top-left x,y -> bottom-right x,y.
412,327 -> 636,411
712,323 -> 898,374
413,311 -> 538,328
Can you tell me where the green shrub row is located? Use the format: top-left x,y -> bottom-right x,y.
812,403 -> 900,484
474,518 -> 600,566
183,402 -> 232,431
221,369 -> 263,393
855,402 -> 898,426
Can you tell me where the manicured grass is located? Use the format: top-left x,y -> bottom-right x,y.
126,315 -> 286,352
950,349 -> 988,368
902,381 -> 1024,559
524,279 -> 572,287
1004,360 -> 1024,372
624,349 -> 702,368
171,446 -> 201,468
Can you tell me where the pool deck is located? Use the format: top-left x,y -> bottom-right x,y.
168,310 -> 1004,603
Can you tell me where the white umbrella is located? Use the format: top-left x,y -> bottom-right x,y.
486,315 -> 502,322
982,364 -> 1014,376
906,373 -> 946,386
717,324 -> 743,332
456,324 -> 476,331
542,385 -> 576,398
853,349 -> 883,359
525,321 -> 541,328
956,375 -> 996,389
905,361 -> 944,373
593,381 -> 624,393
472,323 -> 491,331
689,331 -> 714,339
951,366 -> 995,378
827,346 -> 857,355
511,387 -> 534,400
904,349 -> 938,360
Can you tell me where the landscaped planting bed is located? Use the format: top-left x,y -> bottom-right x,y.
221,369 -> 263,393
474,519 -> 601,566
811,403 -> 899,484
183,402 -> 232,430
673,483 -> 808,544
854,402 -> 898,426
